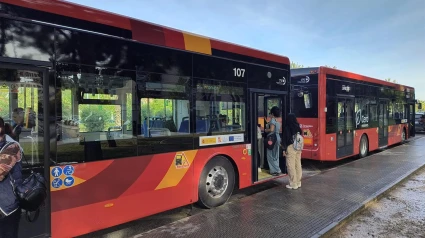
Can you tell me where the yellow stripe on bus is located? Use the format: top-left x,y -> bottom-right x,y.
155,150 -> 198,190
182,33 -> 212,55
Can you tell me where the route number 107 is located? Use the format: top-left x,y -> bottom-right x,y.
233,68 -> 245,77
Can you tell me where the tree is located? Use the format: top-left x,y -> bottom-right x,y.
324,65 -> 337,69
385,78 -> 397,83
416,99 -> 425,112
290,62 -> 304,69
290,62 -> 337,69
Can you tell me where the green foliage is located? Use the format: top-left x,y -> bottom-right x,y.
324,65 -> 337,69
290,62 -> 304,69
80,106 -> 108,132
141,98 -> 173,119
290,62 -> 337,69
385,78 -> 397,83
416,99 -> 425,112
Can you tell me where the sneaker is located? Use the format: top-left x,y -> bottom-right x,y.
286,185 -> 298,189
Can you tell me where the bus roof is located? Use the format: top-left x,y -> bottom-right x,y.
291,67 -> 414,92
0,0 -> 290,65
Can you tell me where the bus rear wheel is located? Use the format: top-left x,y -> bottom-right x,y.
359,135 -> 368,158
197,156 -> 235,209
401,128 -> 407,142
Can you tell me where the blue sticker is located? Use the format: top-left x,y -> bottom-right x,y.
63,165 -> 75,176
51,167 -> 63,178
52,178 -> 63,188
63,177 -> 75,187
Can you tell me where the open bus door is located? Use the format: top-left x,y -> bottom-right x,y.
0,60 -> 52,238
249,89 -> 287,182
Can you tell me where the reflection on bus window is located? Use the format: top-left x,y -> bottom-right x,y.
304,93 -> 311,109
195,80 -> 245,134
56,68 -> 136,163
292,87 -> 318,118
0,68 -> 42,166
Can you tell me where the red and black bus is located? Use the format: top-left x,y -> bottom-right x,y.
0,0 -> 291,237
291,67 -> 417,161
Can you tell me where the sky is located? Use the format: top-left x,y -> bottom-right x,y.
67,0 -> 425,99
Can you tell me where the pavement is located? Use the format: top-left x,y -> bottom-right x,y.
19,135 -> 425,238
130,136 -> 425,238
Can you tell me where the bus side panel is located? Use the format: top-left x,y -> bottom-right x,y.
388,124 -> 404,146
354,128 -> 379,154
367,128 -> 380,152
298,118 -> 319,160
50,145 -> 251,238
324,133 -> 337,161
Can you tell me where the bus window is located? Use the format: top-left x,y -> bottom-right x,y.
355,98 -> 370,128
56,68 -> 137,163
0,68 -> 43,166
140,98 -> 189,137
195,80 -> 245,134
139,74 -> 190,137
304,93 -> 312,109
292,86 -> 318,118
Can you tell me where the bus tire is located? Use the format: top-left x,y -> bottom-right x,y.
197,156 -> 235,209
401,128 -> 407,142
359,134 -> 368,158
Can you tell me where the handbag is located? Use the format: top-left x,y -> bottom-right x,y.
10,153 -> 47,222
265,133 -> 277,150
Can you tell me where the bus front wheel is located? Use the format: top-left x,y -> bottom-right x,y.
197,156 -> 235,209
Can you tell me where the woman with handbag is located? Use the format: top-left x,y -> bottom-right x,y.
0,117 -> 23,238
264,106 -> 282,176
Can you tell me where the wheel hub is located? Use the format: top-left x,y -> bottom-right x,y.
206,166 -> 229,198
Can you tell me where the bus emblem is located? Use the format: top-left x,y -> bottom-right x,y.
276,77 -> 286,85
342,85 -> 351,92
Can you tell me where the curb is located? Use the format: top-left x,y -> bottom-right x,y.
313,162 -> 425,238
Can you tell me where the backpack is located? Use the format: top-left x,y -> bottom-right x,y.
292,132 -> 304,151
10,153 -> 47,222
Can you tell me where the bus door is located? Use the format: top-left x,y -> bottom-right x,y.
0,61 -> 51,237
378,100 -> 389,147
336,97 -> 354,158
249,89 -> 286,182
407,103 -> 415,137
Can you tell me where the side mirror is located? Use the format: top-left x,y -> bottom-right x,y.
419,103 -> 422,110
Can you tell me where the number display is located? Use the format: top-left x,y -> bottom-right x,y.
233,68 -> 245,77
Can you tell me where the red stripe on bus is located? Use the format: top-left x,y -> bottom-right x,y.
1,0 -> 132,30
210,39 -> 290,64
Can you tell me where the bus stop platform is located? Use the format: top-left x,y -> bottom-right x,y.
136,137 -> 425,238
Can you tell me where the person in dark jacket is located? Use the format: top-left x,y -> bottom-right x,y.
281,113 -> 303,189
0,117 -> 23,238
